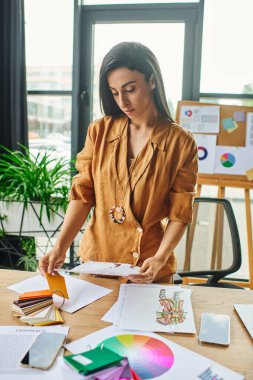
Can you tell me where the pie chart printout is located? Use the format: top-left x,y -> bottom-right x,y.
198,146 -> 208,161
220,153 -> 236,168
99,334 -> 174,379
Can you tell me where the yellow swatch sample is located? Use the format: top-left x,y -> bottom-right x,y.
46,273 -> 69,299
245,167 -> 253,181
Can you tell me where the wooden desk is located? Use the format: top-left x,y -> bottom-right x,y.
1,269 -> 253,379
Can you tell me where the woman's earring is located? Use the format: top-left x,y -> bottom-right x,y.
150,74 -> 156,90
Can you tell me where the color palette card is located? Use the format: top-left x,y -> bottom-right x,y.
12,288 -> 64,325
12,289 -> 53,316
64,346 -> 124,375
20,304 -> 64,326
60,356 -> 140,380
46,273 -> 69,299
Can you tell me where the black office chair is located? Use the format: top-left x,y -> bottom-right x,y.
174,197 -> 243,289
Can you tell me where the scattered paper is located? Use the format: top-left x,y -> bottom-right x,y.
116,284 -> 196,333
0,326 -> 68,380
234,304 -> 253,338
64,325 -> 243,380
193,134 -> 217,174
180,105 -> 220,133
66,261 -> 140,277
101,301 -> 119,323
8,275 -> 112,313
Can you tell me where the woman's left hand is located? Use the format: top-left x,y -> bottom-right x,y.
127,256 -> 165,283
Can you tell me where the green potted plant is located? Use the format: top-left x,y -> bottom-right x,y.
0,144 -> 72,236
17,238 -> 37,272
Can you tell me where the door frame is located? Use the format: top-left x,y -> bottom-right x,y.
73,2 -> 204,154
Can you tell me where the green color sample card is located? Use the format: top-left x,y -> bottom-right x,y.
63,346 -> 124,375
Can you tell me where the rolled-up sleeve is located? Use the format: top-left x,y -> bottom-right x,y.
168,136 -> 198,223
68,125 -> 95,206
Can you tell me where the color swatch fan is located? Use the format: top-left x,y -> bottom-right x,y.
12,289 -> 64,326
12,289 -> 53,316
99,334 -> 174,379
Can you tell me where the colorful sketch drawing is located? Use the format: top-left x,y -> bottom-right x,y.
156,289 -> 187,326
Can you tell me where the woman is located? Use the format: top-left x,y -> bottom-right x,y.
39,42 -> 198,284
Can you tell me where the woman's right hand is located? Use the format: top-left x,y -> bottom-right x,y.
38,247 -> 66,277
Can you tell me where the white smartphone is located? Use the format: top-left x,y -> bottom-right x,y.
199,313 -> 230,346
20,332 -> 66,370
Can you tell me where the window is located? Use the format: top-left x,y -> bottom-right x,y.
24,0 -> 74,161
200,0 -> 253,105
84,0 -> 199,4
92,23 -> 185,120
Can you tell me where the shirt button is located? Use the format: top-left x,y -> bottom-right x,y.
132,252 -> 139,258
136,226 -> 143,233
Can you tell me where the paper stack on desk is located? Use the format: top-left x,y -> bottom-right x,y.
12,289 -> 64,326
111,284 -> 196,334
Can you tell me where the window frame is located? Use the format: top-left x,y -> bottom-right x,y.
72,1 -> 204,154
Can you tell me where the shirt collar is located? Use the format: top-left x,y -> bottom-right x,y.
150,118 -> 171,151
106,115 -> 128,142
106,114 -> 171,151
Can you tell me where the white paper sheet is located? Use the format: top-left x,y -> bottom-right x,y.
180,106 -> 220,133
64,325 -> 243,380
214,146 -> 253,175
193,134 -> 217,174
8,274 -> 112,313
101,301 -> 119,323
234,304 -> 253,338
101,285 -> 185,324
66,261 -> 140,277
116,284 -> 196,333
246,112 -> 253,147
0,326 -> 68,380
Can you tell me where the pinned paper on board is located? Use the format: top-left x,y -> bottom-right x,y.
234,111 -> 245,122
222,117 -> 239,133
193,134 -> 216,174
246,112 -> 253,147
214,146 -> 253,175
180,106 -> 220,133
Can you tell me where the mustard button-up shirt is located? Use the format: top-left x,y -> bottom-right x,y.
69,115 -> 198,280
